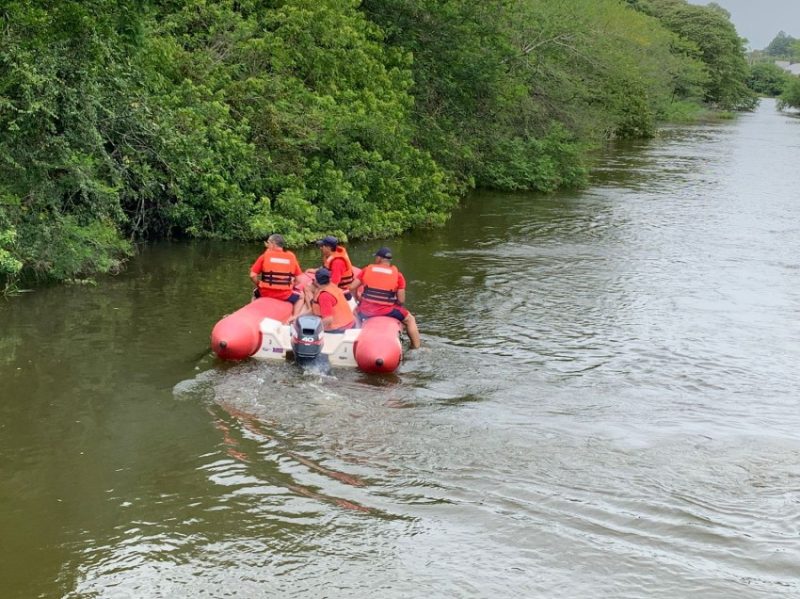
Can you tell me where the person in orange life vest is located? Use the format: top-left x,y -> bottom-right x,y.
349,247 -> 421,349
249,234 -> 304,319
314,236 -> 355,301
306,267 -> 355,333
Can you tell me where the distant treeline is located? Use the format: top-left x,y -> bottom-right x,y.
0,0 -> 756,288
747,31 -> 800,109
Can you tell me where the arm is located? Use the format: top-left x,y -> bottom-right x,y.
317,292 -> 336,328
349,276 -> 363,298
291,253 -> 303,277
396,272 -> 407,305
249,255 -> 263,287
329,258 -> 345,285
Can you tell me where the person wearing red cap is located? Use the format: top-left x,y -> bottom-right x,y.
315,236 -> 355,300
249,234 -> 304,319
349,247 -> 421,349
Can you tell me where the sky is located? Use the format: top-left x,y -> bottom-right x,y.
689,0 -> 800,50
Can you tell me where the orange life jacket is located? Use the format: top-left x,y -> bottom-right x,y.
259,249 -> 298,289
359,264 -> 400,305
312,284 -> 355,331
325,246 -> 354,289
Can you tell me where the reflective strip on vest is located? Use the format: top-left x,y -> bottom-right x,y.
260,253 -> 295,288
360,264 -> 399,305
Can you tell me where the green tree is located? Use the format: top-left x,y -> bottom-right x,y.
777,77 -> 800,110
632,0 -> 757,110
747,62 -> 790,96
0,0 -> 455,288
0,1 -> 139,286
765,31 -> 797,57
361,0 -> 703,192
0,0 -> 764,289
792,40 -> 800,62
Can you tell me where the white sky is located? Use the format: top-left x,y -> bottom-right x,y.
689,0 -> 800,49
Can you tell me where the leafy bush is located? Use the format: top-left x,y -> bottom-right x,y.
0,0 -> 760,287
778,77 -> 800,110
0,226 -> 23,293
747,62 -> 791,97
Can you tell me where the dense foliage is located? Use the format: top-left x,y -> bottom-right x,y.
747,63 -> 791,97
746,31 -> 800,101
628,0 -> 757,110
778,77 -> 800,111
362,0 -> 710,191
764,32 -> 799,60
748,29 -> 800,110
0,0 -> 758,288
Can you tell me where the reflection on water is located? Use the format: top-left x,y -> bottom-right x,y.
2,100 -> 800,598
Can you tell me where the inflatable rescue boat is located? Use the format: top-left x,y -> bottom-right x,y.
210,272 -> 404,373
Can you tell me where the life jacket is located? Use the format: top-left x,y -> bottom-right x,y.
359,263 -> 400,305
259,249 -> 297,289
312,284 -> 355,331
324,246 -> 354,289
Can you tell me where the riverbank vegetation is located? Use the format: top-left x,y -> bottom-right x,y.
777,78 -> 800,111
744,30 -> 800,111
0,0 -> 757,288
747,63 -> 792,98
746,31 -> 800,102
761,31 -> 800,63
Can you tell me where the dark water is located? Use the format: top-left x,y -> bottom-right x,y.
2,99 -> 799,598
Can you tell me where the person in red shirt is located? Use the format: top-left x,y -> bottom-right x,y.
249,234 -> 304,319
306,267 -> 355,332
349,247 -> 421,349
315,236 -> 355,300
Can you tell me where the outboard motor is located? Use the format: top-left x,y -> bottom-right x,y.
291,314 -> 325,361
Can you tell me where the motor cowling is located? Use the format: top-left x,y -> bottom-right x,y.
291,315 -> 325,360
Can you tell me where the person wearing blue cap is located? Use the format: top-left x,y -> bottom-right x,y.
301,267 -> 355,332
349,247 -> 421,349
315,235 -> 355,300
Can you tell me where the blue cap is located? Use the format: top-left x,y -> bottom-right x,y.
315,235 -> 338,248
315,267 -> 331,285
374,247 -> 392,259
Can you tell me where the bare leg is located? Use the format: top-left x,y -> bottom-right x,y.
295,287 -> 314,317
291,297 -> 304,319
403,313 -> 421,349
